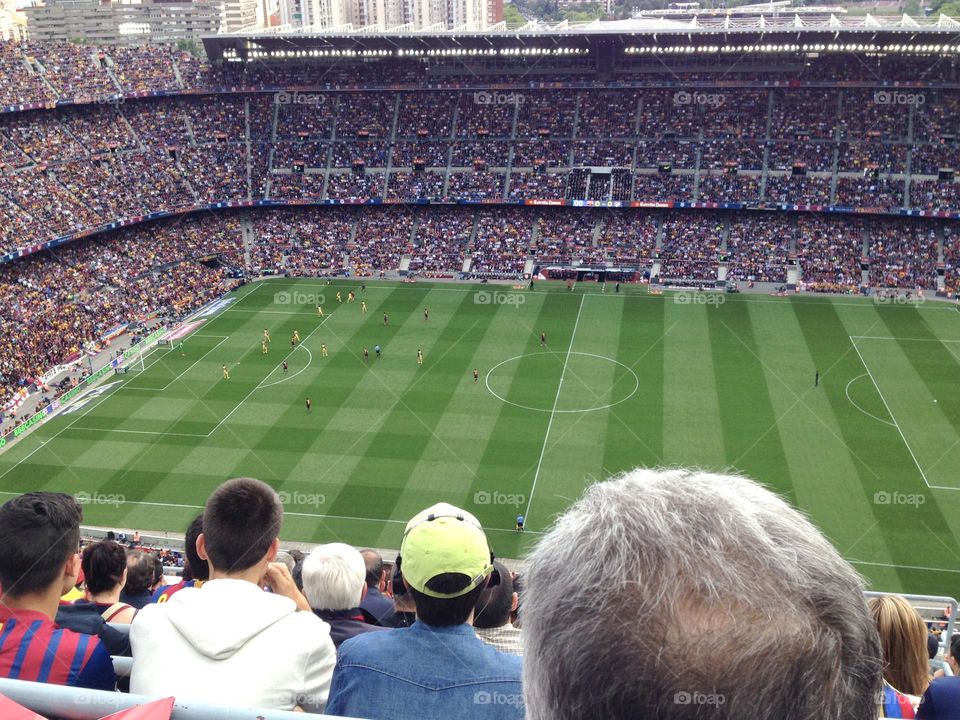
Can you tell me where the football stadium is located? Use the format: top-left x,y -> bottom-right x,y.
5,13 -> 960,718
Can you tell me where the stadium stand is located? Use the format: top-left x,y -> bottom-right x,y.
6,27 -> 960,720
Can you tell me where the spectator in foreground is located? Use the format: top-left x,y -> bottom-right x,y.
302,543 -> 388,647
151,514 -> 209,603
473,561 -> 522,656
933,634 -> 960,680
871,595 -> 929,716
130,477 -> 336,712
919,634 -> 960,718
56,540 -> 135,656
390,566 -> 417,629
360,549 -> 396,627
0,492 -> 116,690
521,468 -> 883,720
121,549 -> 158,609
326,502 -> 523,719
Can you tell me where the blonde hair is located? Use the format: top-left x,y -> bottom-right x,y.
869,595 -> 929,696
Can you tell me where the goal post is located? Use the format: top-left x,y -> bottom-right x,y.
120,328 -> 168,375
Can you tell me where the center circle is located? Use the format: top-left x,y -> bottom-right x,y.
485,352 -> 640,413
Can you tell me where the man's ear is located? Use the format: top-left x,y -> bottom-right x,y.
510,592 -> 519,613
62,552 -> 81,594
360,584 -> 368,602
266,537 -> 280,563
196,533 -> 216,576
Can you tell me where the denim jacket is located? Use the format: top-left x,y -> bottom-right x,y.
325,620 -> 523,719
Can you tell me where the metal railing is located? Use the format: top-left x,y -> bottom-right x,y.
0,679 -> 357,720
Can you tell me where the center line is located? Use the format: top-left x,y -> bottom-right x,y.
524,294 -> 586,524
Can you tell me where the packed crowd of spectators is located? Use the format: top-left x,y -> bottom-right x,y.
534,210 -> 601,265
657,213 -> 723,281
869,218 -> 940,290
796,213 -> 865,291
470,207 -> 531,276
0,74 -> 958,257
726,212 -> 792,283
8,467 -> 956,719
248,208 -> 349,276
407,208 -> 473,273
0,212 -> 239,409
2,198 -> 957,405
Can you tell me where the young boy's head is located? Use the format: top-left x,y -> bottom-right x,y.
0,492 -> 82,599
199,477 -> 283,575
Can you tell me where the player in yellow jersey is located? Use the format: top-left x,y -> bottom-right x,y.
293,329 -> 301,344
261,340 -> 268,354
336,292 -> 342,303
317,304 -> 324,318
321,343 -> 328,357
348,291 -> 355,303
263,328 -> 271,343
417,348 -> 423,365
361,300 -> 367,314
222,364 -> 230,380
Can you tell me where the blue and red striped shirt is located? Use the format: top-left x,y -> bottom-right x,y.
0,608 -> 115,690
881,683 -> 917,718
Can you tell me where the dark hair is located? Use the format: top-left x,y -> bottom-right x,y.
183,515 -> 208,582
0,492 -> 81,598
150,552 -> 163,587
950,634 -> 960,662
202,477 -> 282,573
929,634 -> 940,660
361,549 -> 383,588
82,541 -> 127,594
473,561 -> 513,629
123,550 -> 156,595
410,573 -> 486,627
287,547 -> 305,591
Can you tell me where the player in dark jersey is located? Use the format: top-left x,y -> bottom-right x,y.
540,331 -> 546,347
306,397 -> 312,412
282,360 -> 288,373
473,368 -> 479,383
383,313 -> 389,326
424,307 -> 429,322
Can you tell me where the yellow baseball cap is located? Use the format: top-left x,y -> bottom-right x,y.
400,503 -> 493,599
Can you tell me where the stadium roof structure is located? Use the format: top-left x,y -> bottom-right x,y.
202,13 -> 960,61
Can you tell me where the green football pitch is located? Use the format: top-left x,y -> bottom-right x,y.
3,278 -> 960,598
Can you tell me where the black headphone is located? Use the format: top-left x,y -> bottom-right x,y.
393,511 -> 497,598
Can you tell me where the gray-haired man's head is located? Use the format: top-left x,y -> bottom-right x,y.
522,468 -> 883,720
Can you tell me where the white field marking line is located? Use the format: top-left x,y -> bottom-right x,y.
844,374 -> 896,427
0,288 -> 255,455
281,282 -> 960,310
848,559 -> 960,575
72,314 -> 334,439
0,373 -> 146,480
485,352 -> 640,414
523,294 -> 585,524
204,313 -> 333,437
849,336 -> 960,492
67,427 -> 209,438
0,339 -> 178,464
122,336 -> 230,393
259,345 -> 313,388
850,336 -> 960,342
0,490 -> 546,535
